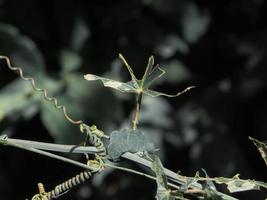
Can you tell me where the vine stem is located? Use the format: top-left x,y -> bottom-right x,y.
104,163 -> 180,190
1,137 -> 178,189
0,137 -> 98,171
0,137 -> 238,200
132,91 -> 143,130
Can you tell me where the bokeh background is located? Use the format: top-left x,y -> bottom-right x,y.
0,0 -> 267,199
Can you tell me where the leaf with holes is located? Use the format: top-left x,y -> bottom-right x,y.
107,129 -> 155,161
84,54 -> 194,97
213,175 -> 267,193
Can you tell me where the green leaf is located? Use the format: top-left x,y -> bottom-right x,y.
213,175 -> 267,193
0,79 -> 39,122
0,23 -> 45,76
249,136 -> 267,166
182,3 -> 210,44
155,35 -> 189,57
84,74 -> 137,93
60,50 -> 82,73
152,155 -> 168,189
160,60 -> 192,84
142,64 -> 165,90
151,155 -> 177,200
67,72 -> 123,128
40,94 -> 84,144
84,54 -> 194,98
70,17 -> 90,52
107,129 -> 155,161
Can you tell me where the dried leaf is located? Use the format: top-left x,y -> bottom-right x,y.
249,136 -> 267,166
84,54 -> 194,98
213,175 -> 267,193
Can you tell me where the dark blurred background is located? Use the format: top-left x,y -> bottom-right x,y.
0,0 -> 267,199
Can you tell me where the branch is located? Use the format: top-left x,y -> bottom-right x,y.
0,137 -> 238,200
7,138 -> 98,154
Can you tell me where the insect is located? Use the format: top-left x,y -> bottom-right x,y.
1,56 -> 109,199
80,123 -> 107,169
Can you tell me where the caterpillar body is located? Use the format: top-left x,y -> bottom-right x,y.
0,56 -> 107,199
80,123 -> 107,161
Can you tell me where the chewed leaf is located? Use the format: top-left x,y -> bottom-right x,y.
84,54 -> 194,98
107,129 -> 155,161
142,64 -> 165,89
213,175 -> 267,193
152,155 -> 175,200
142,56 -> 165,89
144,86 -> 195,97
142,56 -> 155,81
249,136 -> 267,166
84,74 -> 137,93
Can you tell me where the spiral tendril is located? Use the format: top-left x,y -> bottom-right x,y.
47,171 -> 92,199
0,55 -> 83,125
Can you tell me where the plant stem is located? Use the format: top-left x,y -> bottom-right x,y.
132,91 -> 143,130
1,138 -> 98,171
105,162 -> 180,190
7,138 -> 98,154
0,137 -> 238,200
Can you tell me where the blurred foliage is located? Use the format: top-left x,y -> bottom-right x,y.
0,0 -> 267,199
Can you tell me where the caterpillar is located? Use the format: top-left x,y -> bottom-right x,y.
41,125 -> 107,199
0,56 -> 107,199
30,126 -> 107,200
0,55 -> 83,125
80,123 -> 107,162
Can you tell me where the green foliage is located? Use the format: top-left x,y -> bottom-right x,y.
152,155 -> 185,200
0,23 -> 45,76
181,173 -> 267,195
84,54 -> 194,97
0,23 -> 122,143
213,175 -> 267,193
152,155 -> 174,200
1,1 -> 267,199
40,96 -> 83,144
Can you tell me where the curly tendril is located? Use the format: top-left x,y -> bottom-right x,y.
0,55 -> 83,125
